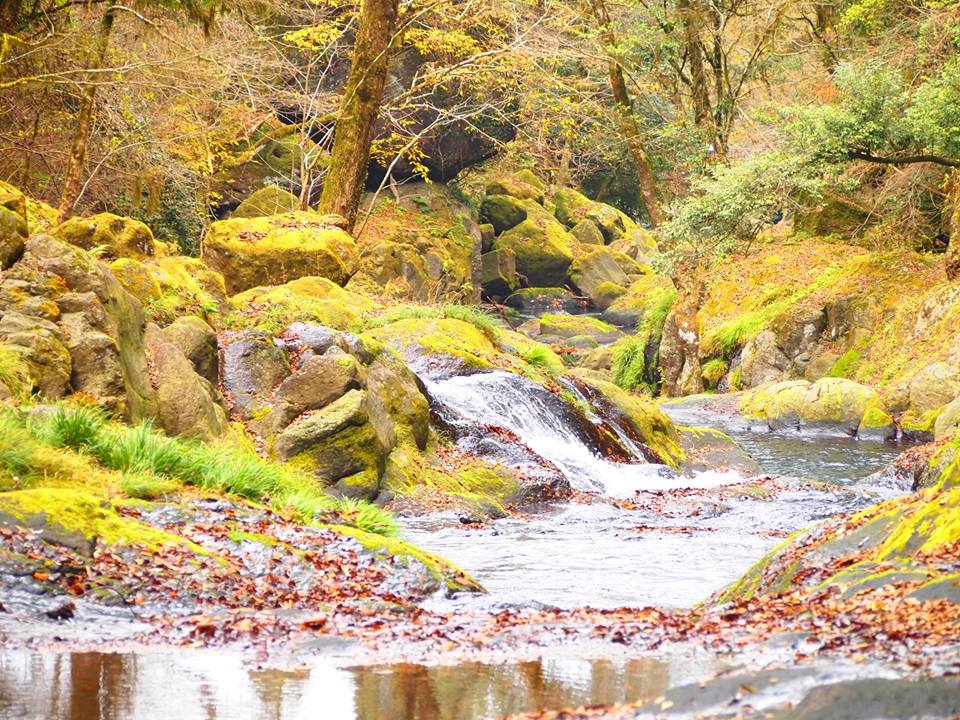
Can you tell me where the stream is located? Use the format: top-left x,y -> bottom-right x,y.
0,362 -> 934,719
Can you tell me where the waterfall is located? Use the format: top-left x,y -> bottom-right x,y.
424,370 -> 692,497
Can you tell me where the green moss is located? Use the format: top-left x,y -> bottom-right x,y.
0,488 -> 186,549
827,349 -> 862,378
330,524 -> 483,593
539,313 -> 618,335
701,359 -> 729,389
860,405 -> 893,429
364,317 -> 499,370
0,344 -> 31,402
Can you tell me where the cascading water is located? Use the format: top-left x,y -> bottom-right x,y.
424,370 -> 742,498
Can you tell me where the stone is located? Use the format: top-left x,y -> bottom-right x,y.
504,287 -> 584,314
0,312 -> 71,398
479,194 -> 527,235
162,316 -> 219,385
659,303 -> 702,397
484,171 -> 546,203
0,200 -> 27,269
480,248 -> 518,298
909,362 -> 960,416
534,313 -> 623,345
232,186 -> 301,218
568,248 -> 641,309
59,308 -> 126,413
146,329 -> 227,440
740,380 -> 811,431
109,258 -> 162,301
364,349 -> 431,451
202,212 -> 359,293
609,227 -> 659,261
570,219 -> 604,246
220,330 -> 290,419
254,353 -> 363,434
600,274 -> 675,328
553,188 -> 631,242
934,395 -> 960,440
679,427 -> 762,476
492,202 -> 577,287
738,330 -> 790,388
53,213 -> 156,259
479,223 -> 495,252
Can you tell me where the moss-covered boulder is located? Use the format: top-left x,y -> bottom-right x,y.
161,316 -> 219,385
570,219 -> 605,246
135,256 -> 228,325
527,313 -> 623,345
480,194 -> 528,235
493,202 -> 577,287
800,377 -> 883,435
145,325 -> 227,440
740,380 -> 811,430
0,184 -> 28,269
227,276 -> 379,333
600,274 -> 675,328
353,183 -> 481,304
232,185 -> 301,218
909,362 -> 960,416
53,213 -> 156,260
553,188 -> 633,243
484,170 -> 547,203
0,181 -> 58,236
364,347 -> 431,451
678,426 -> 762,476
568,248 -> 644,310
203,212 -> 359,294
480,248 -> 518,298
609,227 -> 659,262
363,317 -> 498,374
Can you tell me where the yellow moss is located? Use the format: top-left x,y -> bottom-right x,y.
364,317 -> 499,370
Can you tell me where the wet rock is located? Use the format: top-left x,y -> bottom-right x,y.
43,599 -> 76,621
504,287 -> 585,315
678,427 -> 762,476
659,301 -> 702,397
202,212 -> 359,293
220,330 -> 290,419
162,316 -> 219,385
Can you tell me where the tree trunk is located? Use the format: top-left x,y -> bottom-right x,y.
317,0 -> 399,232
947,171 -> 960,281
677,0 -> 716,150
587,0 -> 664,226
58,5 -> 115,220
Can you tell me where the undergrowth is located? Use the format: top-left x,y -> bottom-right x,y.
2,405 -> 399,537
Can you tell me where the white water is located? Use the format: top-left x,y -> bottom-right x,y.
425,371 -> 744,498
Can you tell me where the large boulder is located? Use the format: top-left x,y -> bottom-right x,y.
526,313 -> 623,345
909,362 -> 960,416
145,325 -> 227,440
492,202 -> 577,287
232,186 -> 301,218
568,248 -> 644,310
480,248 -> 518,298
479,194 -> 528,235
659,301 -> 702,397
219,330 -> 290,419
0,235 -> 156,418
800,377 -> 883,435
553,188 -> 632,243
484,171 -> 546,203
364,348 -> 430,450
0,184 -> 28,269
161,316 -> 219,385
203,212 -> 358,294
228,277 -> 379,333
53,213 -> 156,260
740,380 -> 810,430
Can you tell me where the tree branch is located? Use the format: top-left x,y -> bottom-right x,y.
848,149 -> 960,168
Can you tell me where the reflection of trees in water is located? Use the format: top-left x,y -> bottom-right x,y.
352,657 -> 670,720
67,653 -> 137,720
248,666 -> 311,720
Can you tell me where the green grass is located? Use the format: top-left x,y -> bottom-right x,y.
27,405 -> 399,536
701,358 -> 729,388
0,345 -> 32,402
827,349 -> 862,378
520,345 -> 561,375
612,337 -> 648,392
640,287 -> 677,342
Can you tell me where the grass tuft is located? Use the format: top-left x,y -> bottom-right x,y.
612,337 -> 648,392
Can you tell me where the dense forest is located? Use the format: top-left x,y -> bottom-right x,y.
2,1 -> 960,718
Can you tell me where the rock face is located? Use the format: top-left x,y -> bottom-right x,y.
0,235 -> 156,419
53,213 -> 157,260
202,212 -> 358,293
660,302 -> 703,397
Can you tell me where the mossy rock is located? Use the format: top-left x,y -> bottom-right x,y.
480,194 -> 528,235
232,185 -> 301,218
739,380 -> 811,430
570,219 -> 605,246
0,488 -> 186,555
363,317 -> 498,373
484,170 -> 546,203
493,202 -> 577,287
0,186 -> 28,270
600,274 -> 674,328
109,258 -> 163,302
800,377 -> 883,435
908,362 -> 960,417
145,256 -> 227,325
609,227 -> 659,261
364,349 -> 430,450
568,247 -> 643,310
203,212 -> 359,293
504,287 -> 583,314
0,181 -> 58,235
226,276 -> 379,333
553,188 -> 634,243
54,212 -> 157,260
535,313 -> 623,344
678,425 -> 761,476
934,396 -> 960,440
480,248 -> 519,298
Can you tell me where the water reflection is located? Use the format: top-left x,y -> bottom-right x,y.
0,651 -> 673,720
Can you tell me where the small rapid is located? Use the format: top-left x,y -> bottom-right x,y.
425,370 -> 741,498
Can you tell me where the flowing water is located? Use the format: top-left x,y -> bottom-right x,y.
1,368 -> 924,719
